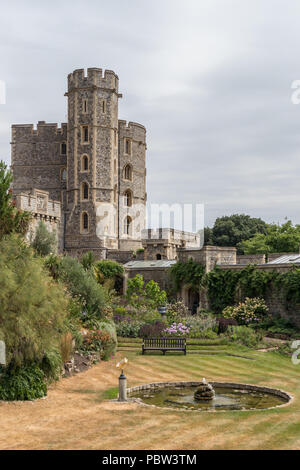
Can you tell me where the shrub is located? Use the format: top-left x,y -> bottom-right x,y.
31,220 -> 57,256
0,161 -> 31,239
0,235 -> 69,369
40,349 -> 62,382
225,325 -> 263,348
126,274 -> 167,309
184,314 -> 217,338
166,301 -> 189,323
139,321 -> 166,338
81,251 -> 95,271
81,320 -> 117,360
0,365 -> 47,401
116,319 -> 144,338
222,297 -> 268,325
57,256 -> 108,318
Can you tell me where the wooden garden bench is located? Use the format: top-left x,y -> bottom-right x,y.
142,337 -> 187,355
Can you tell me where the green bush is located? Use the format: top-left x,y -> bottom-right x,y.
222,297 -> 268,324
115,320 -> 144,338
0,161 -> 31,239
0,365 -> 47,401
0,235 -> 69,369
126,274 -> 167,309
57,256 -> 108,318
31,220 -> 57,256
40,349 -> 62,382
82,320 -> 117,360
225,325 -> 263,348
184,314 -> 217,338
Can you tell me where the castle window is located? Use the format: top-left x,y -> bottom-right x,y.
82,125 -> 89,143
113,185 -> 117,203
124,189 -> 132,207
61,168 -> 67,181
114,129 -> 117,146
123,164 -> 132,181
156,254 -> 162,260
82,212 -> 89,231
61,142 -> 67,155
81,154 -> 89,172
125,139 -> 131,155
114,159 -> 117,174
83,99 -> 88,114
123,216 -> 132,236
101,99 -> 106,114
81,182 -> 89,200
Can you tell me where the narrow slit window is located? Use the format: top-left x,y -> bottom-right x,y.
82,182 -> 89,200
83,212 -> 89,230
82,126 -> 89,143
61,142 -> 67,155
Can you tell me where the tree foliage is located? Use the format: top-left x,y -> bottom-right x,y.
239,221 -> 300,255
207,214 -> 267,253
0,161 -> 31,238
31,220 -> 57,256
52,255 -> 108,318
0,235 -> 69,369
126,274 -> 167,308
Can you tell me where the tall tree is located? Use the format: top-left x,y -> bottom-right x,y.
210,214 -> 267,252
0,161 -> 31,238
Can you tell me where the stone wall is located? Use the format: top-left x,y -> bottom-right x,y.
124,266 -> 173,292
11,121 -> 67,202
216,264 -> 300,327
237,254 -> 266,265
14,189 -> 62,252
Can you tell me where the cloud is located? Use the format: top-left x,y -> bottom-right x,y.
0,0 -> 299,228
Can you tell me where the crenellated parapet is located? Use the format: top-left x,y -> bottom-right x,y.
11,121 -> 67,143
67,68 -> 119,93
118,120 -> 146,143
14,189 -> 61,219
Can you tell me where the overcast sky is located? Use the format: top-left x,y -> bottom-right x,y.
1,0 -> 300,228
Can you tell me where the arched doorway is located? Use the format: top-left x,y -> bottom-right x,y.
188,289 -> 199,315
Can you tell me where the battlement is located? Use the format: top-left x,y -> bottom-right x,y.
67,67 -> 119,92
13,189 -> 61,219
142,228 -> 200,246
12,121 -> 67,141
118,120 -> 146,141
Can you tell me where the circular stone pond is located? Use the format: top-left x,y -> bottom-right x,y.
127,381 -> 292,412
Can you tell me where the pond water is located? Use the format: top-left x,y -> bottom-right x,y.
129,384 -> 288,411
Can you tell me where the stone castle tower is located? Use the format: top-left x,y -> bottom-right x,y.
11,67 -> 147,258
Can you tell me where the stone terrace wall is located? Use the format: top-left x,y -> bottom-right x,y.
237,254 -> 266,265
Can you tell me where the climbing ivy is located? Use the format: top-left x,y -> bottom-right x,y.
169,259 -> 205,292
170,259 -> 300,314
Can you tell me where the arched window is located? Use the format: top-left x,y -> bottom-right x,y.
123,164 -> 132,181
82,182 -> 89,200
123,216 -> 132,235
124,189 -> 132,207
82,212 -> 89,231
156,254 -> 162,260
81,155 -> 89,172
